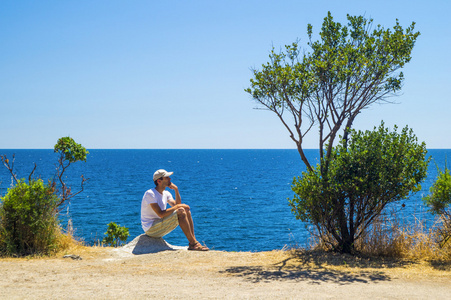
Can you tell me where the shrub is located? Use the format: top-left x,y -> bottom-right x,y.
0,136 -> 89,257
289,123 -> 429,254
423,164 -> 451,248
0,179 -> 60,256
102,222 -> 129,247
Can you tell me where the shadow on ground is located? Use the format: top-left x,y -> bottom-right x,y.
221,250 -> 401,284
222,265 -> 389,284
429,259 -> 451,271
290,249 -> 415,269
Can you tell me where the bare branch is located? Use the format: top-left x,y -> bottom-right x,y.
28,163 -> 37,182
1,154 -> 19,184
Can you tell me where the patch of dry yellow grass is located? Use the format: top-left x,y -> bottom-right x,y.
306,210 -> 451,263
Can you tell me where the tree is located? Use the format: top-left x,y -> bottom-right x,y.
53,136 -> 89,208
245,12 -> 420,173
246,12 -> 423,254
289,123 -> 428,253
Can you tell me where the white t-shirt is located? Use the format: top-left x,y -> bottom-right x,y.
141,188 -> 174,232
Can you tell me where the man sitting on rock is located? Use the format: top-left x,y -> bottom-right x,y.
141,169 -> 209,251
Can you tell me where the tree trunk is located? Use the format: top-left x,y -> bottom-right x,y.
337,198 -> 354,254
296,142 -> 312,172
340,238 -> 354,254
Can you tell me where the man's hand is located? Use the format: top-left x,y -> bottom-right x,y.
168,183 -> 178,190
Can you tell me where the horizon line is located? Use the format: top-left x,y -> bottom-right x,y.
1,148 -> 450,150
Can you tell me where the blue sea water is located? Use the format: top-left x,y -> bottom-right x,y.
0,149 -> 449,252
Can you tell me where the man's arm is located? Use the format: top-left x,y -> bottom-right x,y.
150,202 -> 179,218
168,183 -> 181,205
150,202 -> 190,218
151,183 -> 187,218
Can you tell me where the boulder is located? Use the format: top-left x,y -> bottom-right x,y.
121,234 -> 187,255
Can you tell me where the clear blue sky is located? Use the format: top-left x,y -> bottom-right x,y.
1,0 -> 450,149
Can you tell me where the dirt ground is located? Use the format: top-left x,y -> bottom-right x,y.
1,246 -> 451,299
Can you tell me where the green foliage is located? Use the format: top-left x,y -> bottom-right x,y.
423,165 -> 451,215
247,12 -> 422,254
423,164 -> 451,247
0,179 -> 60,256
246,12 -> 420,172
54,136 -> 89,164
53,136 -> 89,208
289,123 -> 429,253
0,137 -> 89,256
102,222 -> 129,247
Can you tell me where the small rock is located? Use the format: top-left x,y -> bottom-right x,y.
63,254 -> 82,260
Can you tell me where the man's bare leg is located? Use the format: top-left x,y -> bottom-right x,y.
176,207 -> 196,244
176,207 -> 208,250
185,207 -> 195,238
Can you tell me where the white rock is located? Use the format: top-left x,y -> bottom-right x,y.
120,234 -> 187,255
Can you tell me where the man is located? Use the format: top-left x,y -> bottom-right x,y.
141,169 -> 208,251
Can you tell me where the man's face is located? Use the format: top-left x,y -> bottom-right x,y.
160,176 -> 171,187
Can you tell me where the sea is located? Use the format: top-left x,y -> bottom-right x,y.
0,149 -> 449,252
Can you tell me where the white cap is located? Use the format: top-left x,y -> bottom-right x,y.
153,169 -> 173,181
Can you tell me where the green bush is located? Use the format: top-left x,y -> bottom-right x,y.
290,123 -> 429,254
0,179 -> 60,256
423,165 -> 451,215
102,222 -> 129,247
0,137 -> 89,257
423,164 -> 451,247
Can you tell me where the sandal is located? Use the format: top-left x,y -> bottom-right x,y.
188,241 -> 209,251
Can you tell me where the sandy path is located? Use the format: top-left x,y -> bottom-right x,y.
1,247 -> 450,299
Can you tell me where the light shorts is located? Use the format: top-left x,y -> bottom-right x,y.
145,210 -> 179,238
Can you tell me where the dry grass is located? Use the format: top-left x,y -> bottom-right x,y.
0,228 -> 100,259
53,229 -> 115,260
356,213 -> 451,262
305,210 -> 451,267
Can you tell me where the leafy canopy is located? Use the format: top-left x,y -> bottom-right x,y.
246,12 -> 420,172
54,136 -> 88,164
53,137 -> 89,207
